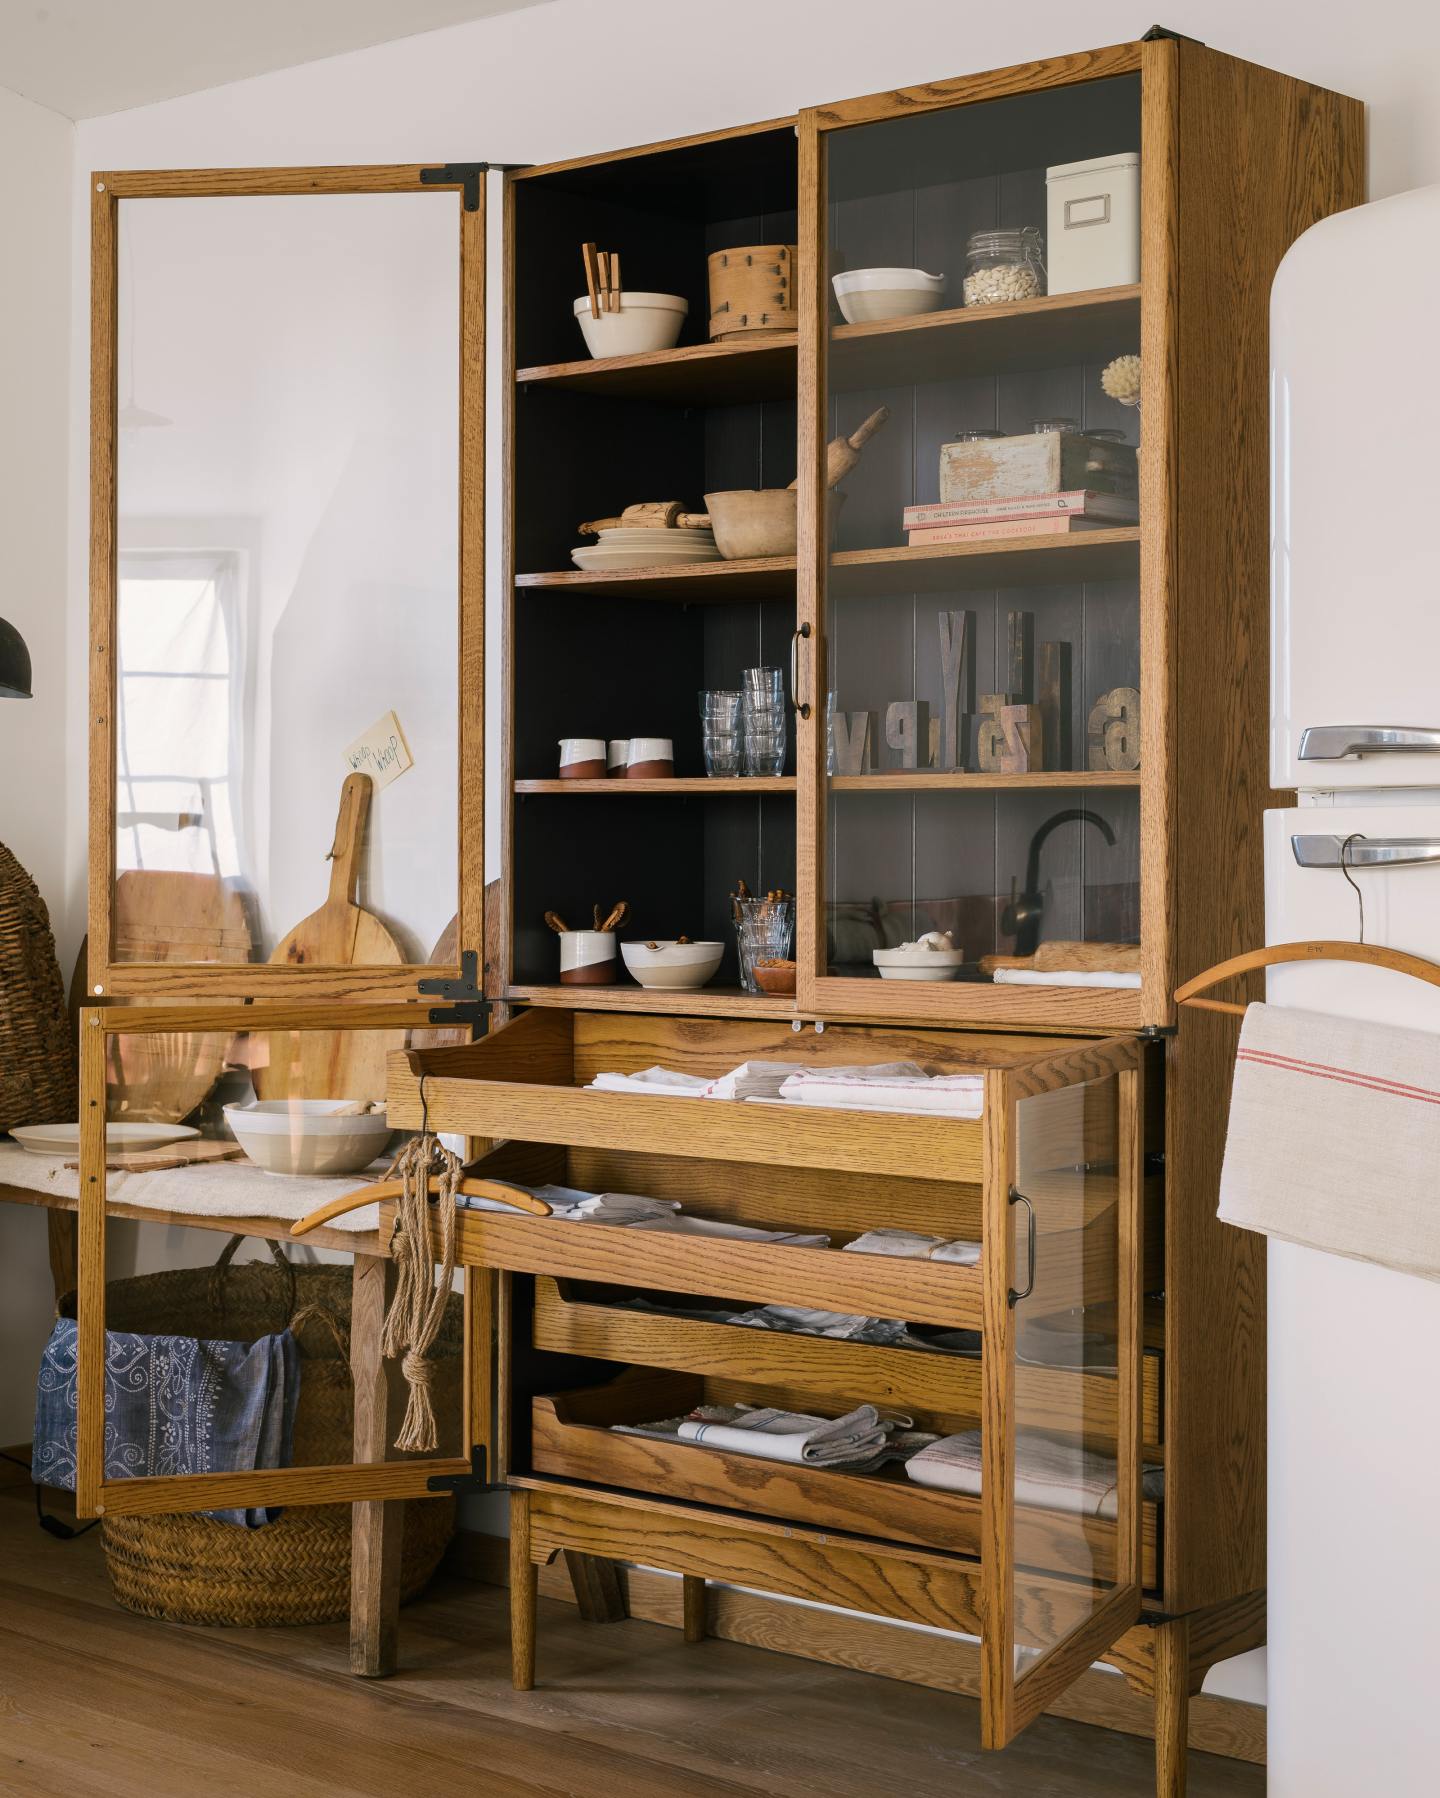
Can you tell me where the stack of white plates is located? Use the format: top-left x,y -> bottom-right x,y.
571,526 -> 720,571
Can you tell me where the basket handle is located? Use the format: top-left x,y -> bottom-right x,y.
208,1234 -> 297,1327
287,1299 -> 351,1359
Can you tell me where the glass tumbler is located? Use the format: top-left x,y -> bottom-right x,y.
741,666 -> 786,777
700,689 -> 743,777
735,895 -> 795,994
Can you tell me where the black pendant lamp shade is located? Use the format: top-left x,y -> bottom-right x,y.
0,616 -> 32,699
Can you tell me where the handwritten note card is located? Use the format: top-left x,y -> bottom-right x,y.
344,710 -> 414,790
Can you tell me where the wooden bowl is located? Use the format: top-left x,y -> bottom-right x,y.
752,959 -> 797,995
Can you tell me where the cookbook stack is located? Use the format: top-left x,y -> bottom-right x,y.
906,423 -> 1139,545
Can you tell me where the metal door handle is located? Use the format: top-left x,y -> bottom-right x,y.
790,623 -> 812,719
1007,1188 -> 1036,1308
1292,835 -> 1440,870
1299,725 -> 1440,760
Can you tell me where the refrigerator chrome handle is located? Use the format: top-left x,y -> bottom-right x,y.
1298,725 -> 1440,760
1291,835 -> 1440,870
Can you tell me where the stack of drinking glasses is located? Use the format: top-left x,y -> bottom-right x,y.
699,690 -> 743,776
740,665 -> 786,777
734,893 -> 795,994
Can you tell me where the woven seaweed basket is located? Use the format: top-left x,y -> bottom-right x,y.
61,1245 -> 460,1627
0,841 -> 76,1130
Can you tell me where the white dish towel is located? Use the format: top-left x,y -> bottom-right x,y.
1218,1002 -> 1440,1281
906,1429 -> 1165,1517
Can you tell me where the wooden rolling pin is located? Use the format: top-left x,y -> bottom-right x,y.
577,500 -> 711,534
788,405 -> 891,490
979,941 -> 1142,977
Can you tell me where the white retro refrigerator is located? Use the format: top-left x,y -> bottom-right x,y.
1266,182 -> 1440,1795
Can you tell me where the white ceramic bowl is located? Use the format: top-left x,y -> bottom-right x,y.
873,945 -> 966,982
223,1099 -> 391,1177
621,939 -> 725,990
832,267 -> 947,324
573,292 -> 688,359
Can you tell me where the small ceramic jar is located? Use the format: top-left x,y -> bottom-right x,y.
626,736 -> 674,778
558,929 -> 617,985
558,737 -> 606,779
607,739 -> 630,776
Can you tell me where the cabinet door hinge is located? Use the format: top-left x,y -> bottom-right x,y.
427,1445 -> 491,1494
420,161 -> 532,209
417,949 -> 490,1025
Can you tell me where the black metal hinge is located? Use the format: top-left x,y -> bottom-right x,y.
417,949 -> 490,1025
427,1444 -> 491,1495
420,161 -> 533,210
1138,1023 -> 1178,1040
1142,24 -> 1204,43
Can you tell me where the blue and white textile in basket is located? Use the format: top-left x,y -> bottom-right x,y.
32,1319 -> 300,1529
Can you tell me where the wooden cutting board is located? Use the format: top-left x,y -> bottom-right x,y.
74,871 -> 253,1124
255,773 -> 406,1103
65,1139 -> 245,1174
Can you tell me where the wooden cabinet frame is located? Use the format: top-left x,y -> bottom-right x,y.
88,166 -> 486,1000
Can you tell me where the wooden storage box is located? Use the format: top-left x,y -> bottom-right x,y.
938,428 -> 1138,504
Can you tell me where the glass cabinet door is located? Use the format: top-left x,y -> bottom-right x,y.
91,167 -> 484,998
797,64 -> 1149,1027
982,1044 -> 1144,1748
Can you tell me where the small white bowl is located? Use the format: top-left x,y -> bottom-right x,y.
621,939 -> 725,990
873,945 -> 966,982
223,1100 -> 391,1177
832,267 -> 947,325
573,292 -> 688,359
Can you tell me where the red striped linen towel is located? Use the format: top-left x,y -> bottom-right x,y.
1218,1002 -> 1440,1281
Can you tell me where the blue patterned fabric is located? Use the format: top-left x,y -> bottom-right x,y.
32,1319 -> 300,1528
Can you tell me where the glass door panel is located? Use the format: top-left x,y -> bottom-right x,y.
806,75 -> 1145,1016
984,1055 -> 1143,1747
95,172 -> 481,993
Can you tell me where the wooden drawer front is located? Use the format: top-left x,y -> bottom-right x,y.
528,1373 -> 1157,1585
442,1209 -> 983,1329
531,1278 -> 1164,1454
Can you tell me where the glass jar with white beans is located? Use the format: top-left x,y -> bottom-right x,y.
963,227 -> 1046,306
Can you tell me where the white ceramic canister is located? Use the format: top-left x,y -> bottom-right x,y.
626,737 -> 674,778
558,929 -> 617,986
1045,152 -> 1140,295
558,737 -> 606,778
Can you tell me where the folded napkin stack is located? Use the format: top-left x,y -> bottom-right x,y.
844,1226 -> 982,1264
617,1401 -> 923,1471
627,1213 -> 830,1247
994,968 -> 1141,989
460,1182 -> 681,1226
728,1304 -> 911,1344
587,1066 -> 712,1097
905,1428 -> 1165,1517
775,1065 -> 984,1119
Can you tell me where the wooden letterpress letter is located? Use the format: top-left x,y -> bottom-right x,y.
1037,640 -> 1071,772
1006,610 -> 1034,704
975,693 -> 1007,773
1087,686 -> 1141,771
999,704 -> 1043,775
936,610 -> 973,771
831,709 -> 873,775
885,700 -> 930,770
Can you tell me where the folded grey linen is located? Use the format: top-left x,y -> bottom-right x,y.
843,1227 -> 981,1264
1219,1002 -> 1440,1280
728,1304 -> 911,1344
615,1402 -> 920,1470
906,1428 -> 1166,1517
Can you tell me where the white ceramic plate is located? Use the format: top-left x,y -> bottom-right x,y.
572,546 -> 722,570
10,1122 -> 201,1157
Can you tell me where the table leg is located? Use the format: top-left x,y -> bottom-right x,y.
349,1253 -> 402,1678
1153,1616 -> 1190,1797
511,1488 -> 537,1690
47,1209 -> 78,1300
682,1574 -> 706,1644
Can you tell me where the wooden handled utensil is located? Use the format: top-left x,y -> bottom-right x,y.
577,501 -> 711,534
788,405 -> 892,490
582,242 -> 601,319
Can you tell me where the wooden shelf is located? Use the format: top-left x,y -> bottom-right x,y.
517,528 -> 1138,602
506,983 -> 797,1019
515,777 -> 795,795
829,285 -> 1142,389
831,770 -> 1140,792
516,334 -> 797,404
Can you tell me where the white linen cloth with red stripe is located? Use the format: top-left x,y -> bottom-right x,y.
1218,1002 -> 1440,1281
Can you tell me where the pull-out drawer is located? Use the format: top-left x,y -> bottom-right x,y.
531,1276 -> 1164,1457
528,1371 -> 1159,1587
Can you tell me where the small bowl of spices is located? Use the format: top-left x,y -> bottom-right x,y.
752,957 -> 797,996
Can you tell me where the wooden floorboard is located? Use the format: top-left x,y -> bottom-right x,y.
0,1488 -> 1262,1797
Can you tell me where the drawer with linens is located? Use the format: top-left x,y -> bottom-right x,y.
522,1368 -> 1162,1587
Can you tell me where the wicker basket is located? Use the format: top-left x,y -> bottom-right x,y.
0,841 -> 76,1130
59,1244 -> 461,1627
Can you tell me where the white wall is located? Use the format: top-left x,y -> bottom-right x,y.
0,85 -> 73,1444
13,0 -> 1440,1701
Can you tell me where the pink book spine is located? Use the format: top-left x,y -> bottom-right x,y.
903,490 -> 1096,528
906,516 -> 1105,545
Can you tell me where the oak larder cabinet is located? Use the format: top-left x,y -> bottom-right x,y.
82,31 -> 1361,1798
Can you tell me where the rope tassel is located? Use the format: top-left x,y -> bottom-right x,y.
380,1130 -> 459,1453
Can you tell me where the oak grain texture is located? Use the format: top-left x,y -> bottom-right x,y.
349,1254 -> 401,1677
812,42 -> 1143,128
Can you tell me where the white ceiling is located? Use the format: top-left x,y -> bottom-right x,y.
0,0 -> 550,120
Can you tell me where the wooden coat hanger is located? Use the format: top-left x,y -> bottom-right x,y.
291,1174 -> 552,1239
1175,940 -> 1440,1017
